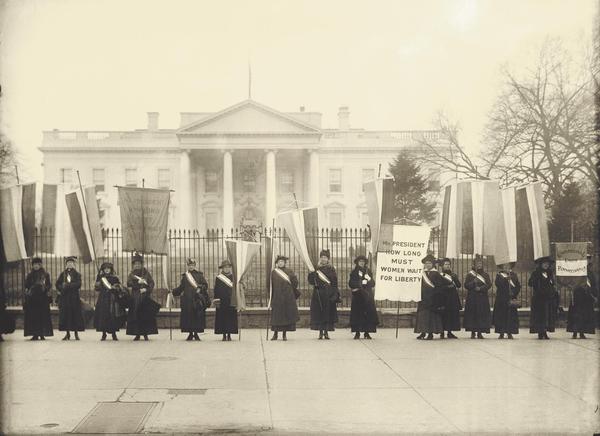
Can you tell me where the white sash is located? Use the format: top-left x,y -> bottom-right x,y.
66,273 -> 72,283
469,270 -> 487,285
185,271 -> 199,289
217,273 -> 233,288
273,268 -> 292,285
101,277 -> 113,290
316,270 -> 331,285
587,278 -> 591,288
500,272 -> 516,289
441,273 -> 454,284
422,271 -> 434,288
133,274 -> 147,284
358,269 -> 371,282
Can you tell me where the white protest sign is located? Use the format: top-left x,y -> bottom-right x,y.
375,224 -> 430,302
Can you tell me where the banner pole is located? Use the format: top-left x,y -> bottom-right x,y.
14,165 -> 20,184
395,300 -> 400,339
76,170 -> 98,270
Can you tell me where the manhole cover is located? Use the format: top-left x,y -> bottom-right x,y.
40,423 -> 59,428
72,402 -> 155,434
167,388 -> 207,395
150,356 -> 178,361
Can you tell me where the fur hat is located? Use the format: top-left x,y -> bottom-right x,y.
438,257 -> 451,265
186,258 -> 196,266
31,256 -> 43,265
64,256 -> 77,264
275,255 -> 289,263
421,254 -> 436,264
319,249 -> 331,259
535,256 -> 553,264
354,255 -> 368,264
131,252 -> 144,264
100,262 -> 114,271
219,259 -> 232,268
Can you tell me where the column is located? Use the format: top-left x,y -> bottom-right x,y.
265,150 -> 277,226
222,150 -> 234,234
308,149 -> 320,205
179,150 -> 192,229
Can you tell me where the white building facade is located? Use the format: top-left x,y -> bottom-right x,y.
40,99 -> 442,231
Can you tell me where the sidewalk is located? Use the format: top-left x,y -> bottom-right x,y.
1,328 -> 598,435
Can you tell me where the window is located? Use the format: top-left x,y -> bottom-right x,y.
329,169 -> 342,193
157,169 -> 170,189
362,168 -> 375,192
60,168 -> 73,185
125,169 -> 137,187
205,171 -> 218,193
243,168 -> 256,193
329,211 -> 343,228
92,168 -> 105,193
205,212 -> 218,232
280,170 -> 294,193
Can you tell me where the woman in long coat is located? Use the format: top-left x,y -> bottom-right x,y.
567,255 -> 597,339
214,260 -> 239,341
463,255 -> 492,339
492,262 -> 520,339
438,257 -> 462,339
529,256 -> 557,340
415,254 -> 445,340
308,249 -> 340,339
23,257 -> 53,340
270,255 -> 299,341
56,256 -> 84,340
349,255 -> 378,339
172,258 -> 210,341
94,262 -> 126,340
126,253 -> 159,340
0,279 -> 15,341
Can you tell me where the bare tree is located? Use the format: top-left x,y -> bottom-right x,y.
0,134 -> 18,187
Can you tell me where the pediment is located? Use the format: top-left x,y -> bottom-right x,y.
178,100 -> 321,135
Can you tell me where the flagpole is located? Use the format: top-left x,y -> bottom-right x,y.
266,219 -> 275,341
141,179 -> 145,254
76,170 -> 97,262
14,165 -> 20,184
395,300 -> 400,339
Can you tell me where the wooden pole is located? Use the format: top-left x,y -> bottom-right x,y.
378,164 -> 382,178
266,219 -> 275,341
395,300 -> 400,339
14,165 -> 20,184
76,170 -> 97,259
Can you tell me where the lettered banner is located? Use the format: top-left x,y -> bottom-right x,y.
375,224 -> 430,302
555,242 -> 587,277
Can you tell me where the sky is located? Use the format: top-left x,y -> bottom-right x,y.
0,0 -> 596,182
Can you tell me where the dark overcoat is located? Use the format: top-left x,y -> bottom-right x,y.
126,268 -> 159,336
463,269 -> 492,332
492,270 -> 520,334
348,266 -> 378,333
214,272 -> 239,334
94,272 -> 127,333
23,268 -> 54,337
567,272 -> 597,334
414,269 -> 444,334
270,267 -> 299,332
56,269 -> 85,332
528,268 -> 558,333
308,264 -> 339,331
439,271 -> 462,331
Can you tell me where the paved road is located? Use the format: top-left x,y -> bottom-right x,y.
1,328 -> 598,434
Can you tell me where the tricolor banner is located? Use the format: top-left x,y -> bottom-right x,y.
225,239 -> 262,310
65,186 -> 104,263
264,234 -> 275,308
41,184 -> 80,257
21,183 -> 36,256
0,185 -> 28,262
364,178 -> 395,254
277,206 -> 319,271
515,182 -> 550,264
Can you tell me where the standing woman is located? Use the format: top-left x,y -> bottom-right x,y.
414,254 -> 444,340
529,256 -> 557,340
269,255 -> 299,341
492,262 -> 520,339
463,255 -> 492,339
23,257 -> 53,340
438,258 -> 462,339
213,260 -> 238,341
126,253 -> 159,341
308,249 -> 340,340
172,258 -> 210,341
56,256 -> 84,340
348,255 -> 378,339
94,262 -> 126,341
0,279 -> 16,341
567,254 -> 597,339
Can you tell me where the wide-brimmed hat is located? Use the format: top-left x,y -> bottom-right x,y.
131,252 -> 144,264
219,259 -> 232,268
421,254 -> 436,264
437,257 -> 451,265
31,256 -> 43,265
535,256 -> 553,264
275,255 -> 289,263
186,257 -> 196,266
319,249 -> 331,259
64,256 -> 77,264
354,255 -> 368,264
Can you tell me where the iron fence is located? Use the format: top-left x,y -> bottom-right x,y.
1,226 -> 593,309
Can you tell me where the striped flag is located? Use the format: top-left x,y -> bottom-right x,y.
277,207 -> 319,271
21,183 -> 36,256
225,239 -> 262,310
0,185 -> 28,262
363,178 -> 395,254
65,186 -> 103,263
264,234 -> 275,308
41,184 -> 79,257
515,182 -> 550,265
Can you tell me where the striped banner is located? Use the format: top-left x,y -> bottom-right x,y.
515,182 -> 550,265
21,183 -> 36,256
264,235 -> 275,308
0,185 -> 27,262
277,206 -> 319,272
225,239 -> 262,310
65,186 -> 103,263
499,187 -> 517,264
41,184 -> 80,257
364,178 -> 395,254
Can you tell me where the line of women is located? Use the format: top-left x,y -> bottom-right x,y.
414,253 -> 598,340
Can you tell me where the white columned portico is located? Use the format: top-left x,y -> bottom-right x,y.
179,149 -> 192,229
222,150 -> 234,234
308,149 -> 320,205
265,150 -> 277,225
